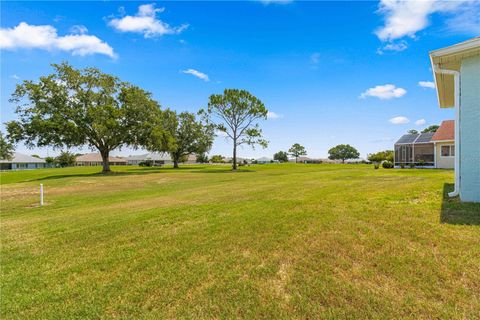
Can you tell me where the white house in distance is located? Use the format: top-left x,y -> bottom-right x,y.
125,152 -> 172,166
75,153 -> 127,166
430,37 -> 480,202
0,152 -> 46,170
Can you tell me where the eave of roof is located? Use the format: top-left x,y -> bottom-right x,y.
429,37 -> 480,108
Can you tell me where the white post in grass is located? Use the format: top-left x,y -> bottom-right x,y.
40,184 -> 44,206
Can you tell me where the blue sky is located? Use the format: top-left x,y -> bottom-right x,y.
1,1 -> 479,159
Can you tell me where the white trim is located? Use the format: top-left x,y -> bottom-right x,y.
430,37 -> 480,58
433,65 -> 460,197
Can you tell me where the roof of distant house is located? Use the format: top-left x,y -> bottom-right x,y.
76,153 -> 126,163
256,157 -> 272,161
432,120 -> 454,141
0,152 -> 46,163
126,152 -> 171,161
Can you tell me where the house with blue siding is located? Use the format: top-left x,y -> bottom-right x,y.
430,37 -> 480,202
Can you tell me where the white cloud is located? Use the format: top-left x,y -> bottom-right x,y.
418,81 -> 435,89
182,69 -> 209,82
258,0 -> 293,5
108,3 -> 188,38
360,84 -> 406,100
415,119 -> 426,126
0,22 -> 116,58
389,116 -> 410,125
10,74 -> 20,80
375,0 -> 473,44
376,40 -> 408,54
70,25 -> 88,34
445,3 -> 480,35
267,111 -> 282,119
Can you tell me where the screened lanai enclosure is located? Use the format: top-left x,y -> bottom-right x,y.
394,132 -> 435,167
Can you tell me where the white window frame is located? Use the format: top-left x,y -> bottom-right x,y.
440,145 -> 455,157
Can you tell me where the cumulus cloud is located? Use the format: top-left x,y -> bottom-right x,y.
70,25 -> 88,34
415,119 -> 426,126
182,69 -> 209,81
360,84 -> 406,100
374,0 -> 477,51
375,0 -> 468,41
389,116 -> 410,125
108,3 -> 188,38
10,74 -> 20,80
418,81 -> 435,89
267,111 -> 282,119
0,22 -> 116,58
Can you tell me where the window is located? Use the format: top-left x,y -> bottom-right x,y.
441,145 -> 455,157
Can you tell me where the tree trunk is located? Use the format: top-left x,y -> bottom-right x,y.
342,159 -> 345,164
100,149 -> 111,173
232,139 -> 237,171
173,160 -> 179,168
295,156 -> 298,163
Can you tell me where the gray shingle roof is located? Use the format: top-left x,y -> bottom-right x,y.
0,152 -> 46,163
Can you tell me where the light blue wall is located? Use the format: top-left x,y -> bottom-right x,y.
460,54 -> 480,202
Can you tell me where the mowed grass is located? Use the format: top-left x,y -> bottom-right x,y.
1,164 -> 479,319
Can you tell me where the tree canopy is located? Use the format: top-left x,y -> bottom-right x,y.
422,125 -> 439,133
201,89 -> 268,170
210,155 -> 224,163
6,62 -> 171,173
158,112 -> 214,168
367,150 -> 393,163
273,151 -> 289,163
0,132 -> 14,160
407,129 -> 419,135
288,143 -> 307,163
56,151 -> 76,167
328,144 -> 360,163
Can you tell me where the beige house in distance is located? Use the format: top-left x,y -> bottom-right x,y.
76,153 -> 127,166
432,120 -> 455,169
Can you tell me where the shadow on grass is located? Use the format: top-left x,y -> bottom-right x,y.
441,183 -> 480,225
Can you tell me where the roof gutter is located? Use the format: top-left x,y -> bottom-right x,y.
433,64 -> 460,197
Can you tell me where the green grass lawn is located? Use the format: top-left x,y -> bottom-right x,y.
1,164 -> 479,319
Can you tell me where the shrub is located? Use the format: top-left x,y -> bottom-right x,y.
139,160 -> 153,167
382,161 -> 394,169
400,163 -> 405,169
374,163 -> 380,169
409,163 -> 415,169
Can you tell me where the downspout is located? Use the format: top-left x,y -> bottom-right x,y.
433,64 -> 460,197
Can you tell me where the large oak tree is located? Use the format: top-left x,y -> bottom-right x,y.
201,89 -> 268,170
328,144 -> 360,163
7,63 -> 171,173
150,111 -> 214,168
